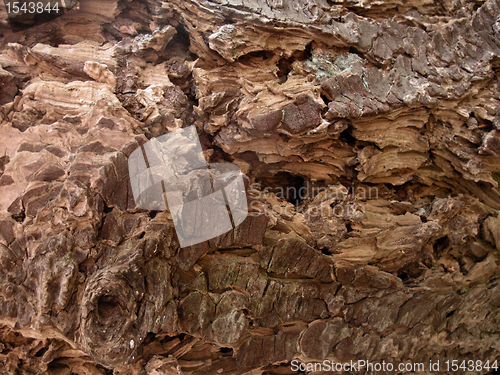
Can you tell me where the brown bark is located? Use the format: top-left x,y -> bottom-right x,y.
1,0 -> 500,374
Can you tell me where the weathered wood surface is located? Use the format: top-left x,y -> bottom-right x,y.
0,0 -> 500,373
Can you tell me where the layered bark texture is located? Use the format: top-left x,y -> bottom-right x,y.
1,0 -> 500,373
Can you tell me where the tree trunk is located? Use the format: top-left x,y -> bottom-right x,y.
1,0 -> 500,374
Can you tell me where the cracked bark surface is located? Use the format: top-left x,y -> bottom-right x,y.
1,0 -> 500,373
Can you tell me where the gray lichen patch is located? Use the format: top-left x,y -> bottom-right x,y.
300,46 -> 365,80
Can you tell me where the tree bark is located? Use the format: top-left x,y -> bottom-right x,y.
1,0 -> 500,374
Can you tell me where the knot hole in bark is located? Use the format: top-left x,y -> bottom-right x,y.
97,294 -> 123,322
